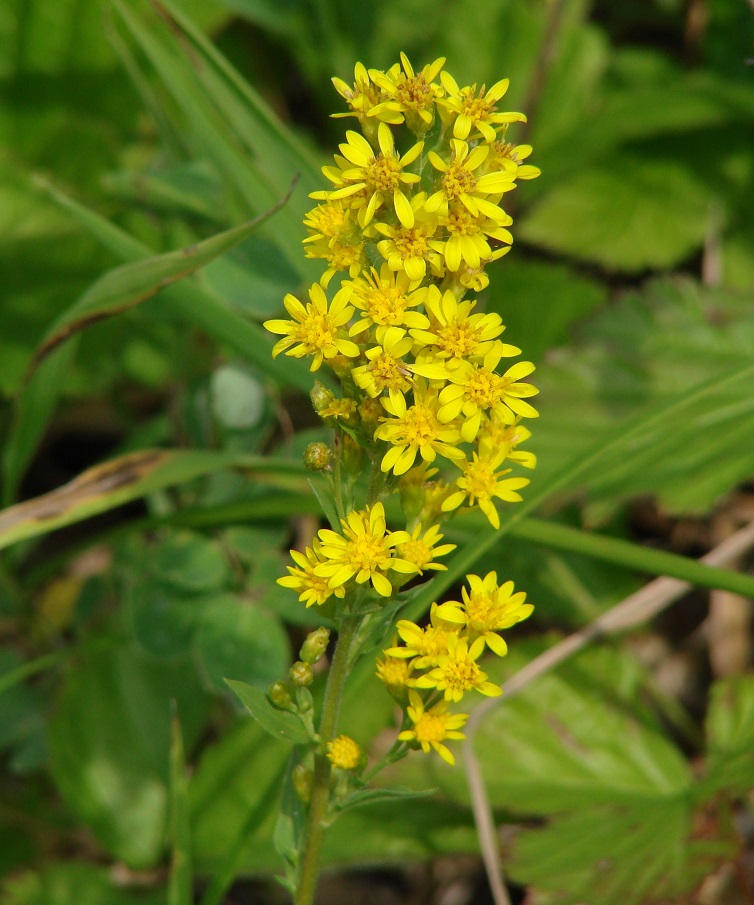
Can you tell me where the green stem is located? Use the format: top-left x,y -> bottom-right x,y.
332,432 -> 346,522
295,616 -> 359,905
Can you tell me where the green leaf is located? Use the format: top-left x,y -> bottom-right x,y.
224,679 -> 310,745
150,532 -> 229,593
29,194 -> 294,370
209,365 -> 266,430
508,798 -> 732,905
0,449 -> 307,552
702,675 -> 754,798
48,642 -> 208,868
519,154 -> 711,272
196,596 -> 290,692
335,784 -> 436,814
167,717 -> 192,905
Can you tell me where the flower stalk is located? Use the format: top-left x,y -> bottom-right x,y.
262,52 -> 541,900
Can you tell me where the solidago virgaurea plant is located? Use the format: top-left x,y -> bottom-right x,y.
260,54 -> 540,904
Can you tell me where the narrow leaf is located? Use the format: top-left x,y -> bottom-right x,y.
224,679 -> 311,745
167,715 -> 192,905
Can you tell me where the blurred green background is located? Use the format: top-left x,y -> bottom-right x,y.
1,1 -> 753,903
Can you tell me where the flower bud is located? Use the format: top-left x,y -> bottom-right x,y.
303,442 -> 332,472
300,627 -> 330,664
341,433 -> 365,475
268,681 -> 293,709
326,734 -> 364,772
289,660 -> 313,687
292,764 -> 313,803
310,380 -> 335,415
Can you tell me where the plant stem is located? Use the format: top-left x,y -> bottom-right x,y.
294,616 -> 359,905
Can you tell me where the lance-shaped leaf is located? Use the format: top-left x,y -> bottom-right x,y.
0,449 -> 307,552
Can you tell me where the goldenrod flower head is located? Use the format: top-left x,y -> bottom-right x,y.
264,283 -> 359,371
322,123 -> 423,229
327,734 -> 363,771
443,449 -> 530,529
432,204 -> 513,275
315,502 -> 415,597
437,348 -> 535,442
491,139 -> 540,181
368,53 -> 446,132
414,633 -> 502,702
398,690 -> 467,765
318,396 -> 359,424
347,265 -> 429,335
396,523 -> 456,573
374,193 -> 440,282
477,418 -> 536,469
375,379 -> 465,475
352,327 -> 415,403
331,62 -> 383,126
425,139 -> 516,221
438,72 -> 526,142
387,602 -> 461,668
436,572 -> 533,656
277,540 -> 347,608
411,288 -> 505,365
376,652 -> 414,703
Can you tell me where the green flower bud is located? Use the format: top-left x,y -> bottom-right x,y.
289,660 -> 313,687
303,442 -> 332,473
268,681 -> 292,709
310,381 -> 335,415
293,763 -> 313,803
300,627 -> 331,664
341,433 -> 365,475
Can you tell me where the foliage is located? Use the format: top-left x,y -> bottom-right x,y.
0,0 -> 753,903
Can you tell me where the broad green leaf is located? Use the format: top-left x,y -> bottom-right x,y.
48,642 -> 208,867
0,449 -> 307,551
209,365 -> 266,430
486,260 -> 607,361
702,675 -> 754,798
189,719 -> 289,874
196,595 -> 290,692
507,798 -> 733,905
130,581 -> 199,659
519,154 -> 711,272
0,862 -> 164,905
150,533 -> 229,593
225,679 -> 311,745
167,718 -> 192,905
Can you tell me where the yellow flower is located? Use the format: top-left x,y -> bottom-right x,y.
331,62 -> 383,129
376,652 -> 414,703
442,448 -> 530,529
322,122 -> 424,228
435,572 -> 533,656
396,523 -> 456,573
327,734 -> 363,771
347,265 -> 429,335
438,73 -> 526,143
386,603 -> 461,668
411,288 -> 506,366
413,633 -> 502,702
490,139 -> 541,181
425,139 -> 517,219
264,283 -> 360,371
431,203 -> 513,274
374,193 -> 440,282
368,53 -> 446,132
315,502 -> 415,597
352,327 -> 415,403
318,397 -> 358,424
375,380 -> 465,476
277,540 -> 347,608
398,690 -> 467,766
477,417 -> 537,469
437,350 -> 537,442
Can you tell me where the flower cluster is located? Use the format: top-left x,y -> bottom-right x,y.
266,55 -> 538,771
